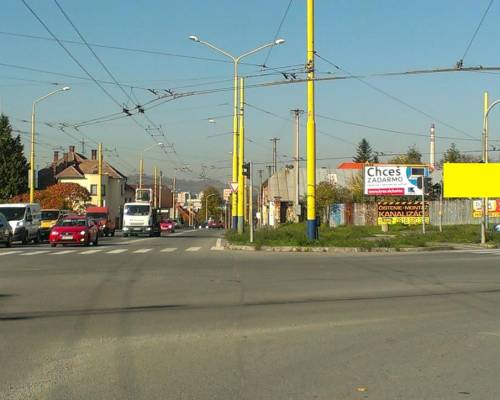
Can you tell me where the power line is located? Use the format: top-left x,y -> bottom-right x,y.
457,0 -> 495,67
262,0 -> 294,68
315,52 -> 477,140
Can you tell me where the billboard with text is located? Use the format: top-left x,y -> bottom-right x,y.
364,166 -> 428,196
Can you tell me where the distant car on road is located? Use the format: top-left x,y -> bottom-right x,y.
49,215 -> 99,247
208,220 -> 224,229
0,212 -> 13,247
160,219 -> 175,233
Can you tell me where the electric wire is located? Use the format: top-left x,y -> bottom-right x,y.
261,0 -> 294,68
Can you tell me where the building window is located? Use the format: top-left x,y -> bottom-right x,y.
90,184 -> 106,196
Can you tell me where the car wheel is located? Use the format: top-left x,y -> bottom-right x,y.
123,233 -> 128,237
94,236 -> 99,246
51,243 -> 56,248
21,231 -> 29,245
111,231 -> 115,237
6,234 -> 12,248
33,231 -> 40,244
84,235 -> 90,246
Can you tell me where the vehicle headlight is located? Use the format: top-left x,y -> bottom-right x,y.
123,227 -> 129,231
16,221 -> 24,227
80,230 -> 86,235
146,227 -> 151,231
102,224 -> 106,228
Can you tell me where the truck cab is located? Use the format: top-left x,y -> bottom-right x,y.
86,206 -> 116,237
122,189 -> 161,237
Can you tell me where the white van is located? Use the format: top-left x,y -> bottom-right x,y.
0,203 -> 41,244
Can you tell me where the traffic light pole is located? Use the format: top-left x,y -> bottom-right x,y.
422,189 -> 426,235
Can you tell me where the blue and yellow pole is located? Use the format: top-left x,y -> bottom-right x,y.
237,77 -> 245,233
231,63 -> 239,229
306,0 -> 318,240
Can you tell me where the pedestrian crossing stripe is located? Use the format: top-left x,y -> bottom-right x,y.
107,249 -> 127,254
161,248 -> 177,252
185,247 -> 201,252
0,251 -> 21,256
52,250 -> 76,255
21,250 -> 51,256
133,248 -> 152,253
79,249 -> 102,254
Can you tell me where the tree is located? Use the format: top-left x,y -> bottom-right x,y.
389,145 -> 422,164
347,171 -> 365,203
316,182 -> 352,224
353,138 -> 378,163
9,183 -> 90,211
0,114 -> 29,200
440,143 -> 481,164
199,186 -> 223,222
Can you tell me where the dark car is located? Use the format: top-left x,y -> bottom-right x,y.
49,215 -> 99,247
0,212 -> 13,247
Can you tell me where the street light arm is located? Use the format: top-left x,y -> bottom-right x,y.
197,39 -> 236,62
236,42 -> 277,62
485,99 -> 500,121
33,87 -> 69,105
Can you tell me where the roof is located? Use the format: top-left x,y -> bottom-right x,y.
56,160 -> 126,180
337,162 -> 365,170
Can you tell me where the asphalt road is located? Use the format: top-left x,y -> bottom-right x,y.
1,229 -> 500,399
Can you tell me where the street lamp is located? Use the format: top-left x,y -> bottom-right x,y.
139,142 -> 163,189
205,193 -> 217,222
30,86 -> 71,203
189,35 -> 285,231
480,98 -> 500,244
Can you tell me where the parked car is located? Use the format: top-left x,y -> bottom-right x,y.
160,219 -> 175,233
0,203 -> 41,244
49,215 -> 99,247
0,212 -> 13,247
40,209 -> 69,241
86,206 -> 116,237
208,220 -> 224,229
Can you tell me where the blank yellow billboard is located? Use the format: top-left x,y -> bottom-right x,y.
444,163 -> 500,198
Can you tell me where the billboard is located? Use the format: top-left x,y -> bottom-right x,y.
364,165 -> 428,196
472,199 -> 500,218
443,163 -> 500,198
377,201 -> 429,225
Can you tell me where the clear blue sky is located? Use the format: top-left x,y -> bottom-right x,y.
1,0 -> 499,183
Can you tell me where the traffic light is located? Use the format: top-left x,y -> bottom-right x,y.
416,176 -> 432,194
242,162 -> 250,178
432,183 -> 442,197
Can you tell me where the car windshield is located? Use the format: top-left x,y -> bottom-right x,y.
0,207 -> 25,221
87,213 -> 107,219
125,205 -> 150,216
41,211 -> 60,220
57,218 -> 87,227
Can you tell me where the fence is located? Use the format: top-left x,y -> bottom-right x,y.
333,199 -> 500,226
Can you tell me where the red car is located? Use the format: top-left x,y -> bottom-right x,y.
49,215 -> 99,247
160,219 -> 175,233
208,220 -> 224,229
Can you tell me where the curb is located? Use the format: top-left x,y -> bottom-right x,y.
226,244 -> 459,253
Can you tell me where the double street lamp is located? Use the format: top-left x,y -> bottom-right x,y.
189,35 -> 285,230
30,86 -> 71,203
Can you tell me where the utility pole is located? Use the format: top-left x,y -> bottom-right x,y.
172,176 -> 176,219
97,143 -> 103,207
258,169 -> 263,228
237,77 -> 245,234
159,170 -> 163,209
266,165 -> 273,178
153,166 -> 158,208
429,123 -> 435,170
270,137 -> 280,174
306,0 -> 318,240
291,109 -> 304,222
482,91 -> 489,244
249,161 -> 254,243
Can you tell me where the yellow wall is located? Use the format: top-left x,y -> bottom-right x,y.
59,174 -> 125,222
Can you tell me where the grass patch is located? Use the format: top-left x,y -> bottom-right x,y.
225,223 -> 500,248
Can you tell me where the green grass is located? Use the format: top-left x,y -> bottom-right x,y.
225,223 -> 500,248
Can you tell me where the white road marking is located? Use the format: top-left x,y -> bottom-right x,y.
21,250 -> 51,256
170,229 -> 198,236
0,251 -> 22,256
107,249 -> 128,254
79,249 -> 103,255
133,248 -> 152,254
185,247 -> 201,252
52,250 -> 76,255
211,238 -> 224,250
161,247 -> 177,252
